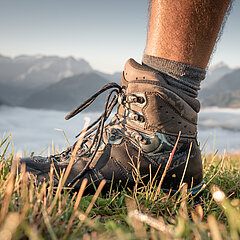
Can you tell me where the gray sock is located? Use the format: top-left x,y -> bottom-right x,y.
142,54 -> 206,98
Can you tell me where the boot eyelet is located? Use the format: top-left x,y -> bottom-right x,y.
137,96 -> 145,104
129,113 -> 145,122
111,129 -> 117,134
127,95 -> 138,103
140,138 -> 148,145
138,115 -> 145,123
133,114 -> 139,121
134,134 -> 143,142
109,135 -> 116,141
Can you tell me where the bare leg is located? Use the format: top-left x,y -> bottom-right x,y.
145,0 -> 232,69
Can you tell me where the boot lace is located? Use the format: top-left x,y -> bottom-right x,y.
61,82 -> 123,186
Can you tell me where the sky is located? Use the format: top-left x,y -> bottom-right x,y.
0,0 -> 240,73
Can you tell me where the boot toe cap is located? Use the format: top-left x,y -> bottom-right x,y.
20,156 -> 51,172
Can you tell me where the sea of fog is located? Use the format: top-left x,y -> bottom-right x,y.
0,106 -> 240,155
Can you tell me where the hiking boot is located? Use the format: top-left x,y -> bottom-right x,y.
20,58 -> 204,195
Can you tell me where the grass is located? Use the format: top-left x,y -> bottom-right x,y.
0,135 -> 239,239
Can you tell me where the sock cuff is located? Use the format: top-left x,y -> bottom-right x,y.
142,54 -> 206,82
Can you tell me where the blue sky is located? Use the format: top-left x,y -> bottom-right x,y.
0,0 -> 239,73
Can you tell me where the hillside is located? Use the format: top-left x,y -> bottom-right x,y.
1,53 -> 239,110
201,90 -> 240,108
94,70 -> 121,85
0,97 -> 7,106
199,68 -> 240,108
22,72 -> 110,112
202,62 -> 232,88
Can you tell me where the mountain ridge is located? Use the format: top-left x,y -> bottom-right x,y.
0,54 -> 93,105
21,72 -> 112,112
200,69 -> 240,108
1,53 -> 239,110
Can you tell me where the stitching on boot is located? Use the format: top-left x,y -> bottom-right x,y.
112,158 -> 129,181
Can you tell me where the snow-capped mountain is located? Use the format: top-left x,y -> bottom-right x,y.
0,54 -> 92,104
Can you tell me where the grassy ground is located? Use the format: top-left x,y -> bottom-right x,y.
0,135 -> 239,240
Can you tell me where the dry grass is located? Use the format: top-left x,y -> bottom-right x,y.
0,135 -> 239,239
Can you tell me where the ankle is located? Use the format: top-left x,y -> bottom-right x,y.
142,54 -> 206,98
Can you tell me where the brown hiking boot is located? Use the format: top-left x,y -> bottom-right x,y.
20,59 -> 204,195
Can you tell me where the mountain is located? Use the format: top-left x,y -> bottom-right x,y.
0,98 -> 7,106
0,54 -> 92,104
200,68 -> 240,97
200,68 -> 240,108
0,54 -> 92,88
94,70 -> 122,85
0,81 -> 29,105
201,90 -> 240,108
21,72 -> 111,112
0,92 -> 8,106
202,62 -> 232,88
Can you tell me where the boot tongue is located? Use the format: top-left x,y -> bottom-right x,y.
118,58 -> 160,117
